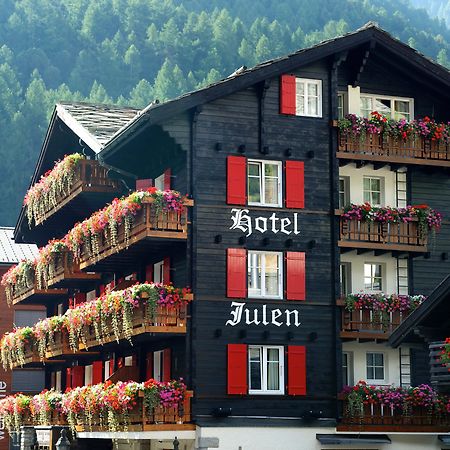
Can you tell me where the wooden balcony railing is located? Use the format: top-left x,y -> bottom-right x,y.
10,278 -> 67,306
339,401 -> 450,432
75,391 -> 194,432
337,130 -> 450,167
338,299 -> 410,339
31,159 -> 121,227
338,214 -> 427,252
430,341 -> 450,393
44,250 -> 100,288
78,198 -> 193,270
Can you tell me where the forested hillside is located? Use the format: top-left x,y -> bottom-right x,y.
410,0 -> 450,25
1,0 -> 450,225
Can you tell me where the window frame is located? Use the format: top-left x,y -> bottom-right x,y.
363,176 -> 384,207
359,93 -> 414,120
340,262 -> 352,297
342,351 -> 354,386
295,78 -> 323,118
339,176 -> 350,209
247,159 -> 282,208
337,92 -> 346,119
248,251 -> 283,299
248,345 -> 285,395
364,262 -> 384,293
366,351 -> 386,384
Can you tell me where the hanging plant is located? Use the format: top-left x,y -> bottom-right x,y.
24,153 -> 85,227
1,259 -> 35,305
0,327 -> 35,369
34,239 -> 69,289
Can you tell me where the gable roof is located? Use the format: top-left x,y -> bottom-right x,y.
97,22 -> 450,160
389,274 -> 450,347
56,102 -> 140,154
0,227 -> 37,264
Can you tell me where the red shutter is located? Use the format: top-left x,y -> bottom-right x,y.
99,284 -> 105,295
287,346 -> 306,395
74,292 -> 86,306
163,257 -> 171,284
227,344 -> 247,395
107,358 -> 115,378
163,349 -> 171,382
117,357 -> 124,369
163,168 -> 171,190
286,251 -> 306,301
145,264 -> 154,283
72,366 -> 84,388
136,179 -> 153,191
92,361 -> 103,385
227,156 -> 246,205
280,74 -> 296,115
146,352 -> 153,379
66,368 -> 72,389
227,248 -> 247,298
285,161 -> 304,208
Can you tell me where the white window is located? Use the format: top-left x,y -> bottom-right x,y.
360,94 -> 413,120
153,350 -> 164,382
154,173 -> 165,190
84,365 -> 93,386
86,289 -> 96,302
248,160 -> 282,207
296,78 -> 322,117
342,352 -> 354,386
248,251 -> 283,299
337,92 -> 346,119
124,356 -> 134,366
366,352 -> 385,382
249,346 -> 284,395
363,176 -> 383,206
55,371 -> 62,392
340,262 -> 351,297
364,263 -> 384,292
339,176 -> 350,209
153,260 -> 164,284
104,357 -> 114,380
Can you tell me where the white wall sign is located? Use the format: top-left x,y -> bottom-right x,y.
226,302 -> 301,327
230,209 -> 300,237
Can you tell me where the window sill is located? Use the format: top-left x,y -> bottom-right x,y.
248,391 -> 285,396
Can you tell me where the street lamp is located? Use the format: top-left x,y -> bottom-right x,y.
55,429 -> 71,450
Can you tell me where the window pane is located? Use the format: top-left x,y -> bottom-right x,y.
371,178 -> 381,191
375,367 -> 384,380
265,254 -> 279,296
374,353 -> 384,365
371,192 -> 381,205
248,253 -> 262,295
367,367 -> 374,379
307,83 -> 318,96
248,162 -> 260,177
264,164 -> 278,177
308,96 -> 318,115
266,348 -> 280,391
373,98 -> 391,116
249,348 -> 262,390
363,177 -> 371,190
264,178 -> 278,205
297,82 -> 304,96
360,97 -> 372,117
248,178 -> 261,203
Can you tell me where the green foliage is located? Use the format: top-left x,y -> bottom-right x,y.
1,0 -> 450,225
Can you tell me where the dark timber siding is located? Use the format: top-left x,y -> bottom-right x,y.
190,61 -> 338,421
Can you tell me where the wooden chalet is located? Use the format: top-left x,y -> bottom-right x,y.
5,23 -> 450,450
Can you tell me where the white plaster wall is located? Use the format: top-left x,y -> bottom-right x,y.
197,426 -> 446,450
340,251 -> 400,294
339,164 -> 399,207
342,341 -> 409,387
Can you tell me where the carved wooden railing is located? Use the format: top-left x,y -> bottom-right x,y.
75,391 -> 194,432
430,341 -> 450,393
338,215 -> 427,252
44,250 -> 100,287
337,130 -> 450,166
78,198 -> 193,270
10,276 -> 67,306
31,159 -> 122,227
339,399 -> 450,432
337,299 -> 410,339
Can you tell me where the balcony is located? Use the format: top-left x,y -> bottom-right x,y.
339,383 -> 450,432
78,198 -> 193,271
10,278 -> 67,306
336,124 -> 450,167
337,298 -> 412,340
338,214 -> 428,253
339,401 -> 450,432
20,158 -> 122,245
75,391 -> 194,432
430,341 -> 450,393
43,250 -> 100,288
